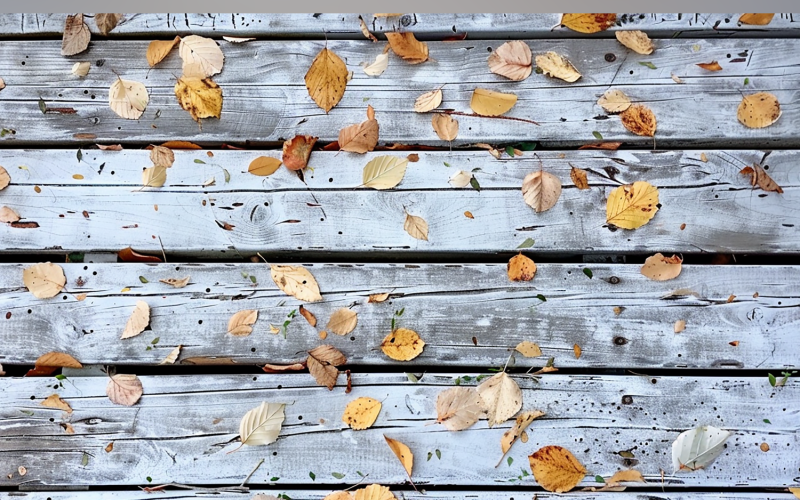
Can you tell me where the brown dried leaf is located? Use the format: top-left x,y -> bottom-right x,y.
228,309 -> 258,336
404,213 -> 429,241
529,445 -> 587,493
282,135 -> 318,170
159,345 -> 182,365
738,92 -> 781,128
118,247 -> 162,262
578,142 -> 622,150
508,253 -> 536,281
298,305 -> 317,327
386,32 -> 429,64
522,170 -> 562,213
305,47 -> 348,113
470,88 -> 518,116
0,166 -> 10,190
23,262 -> 66,299
620,104 -> 657,137
174,77 -> 223,122
535,52 -> 581,82
369,293 -> 390,303
339,107 -> 379,153
41,394 -> 73,413
121,301 -> 150,339
307,345 -> 347,390
106,374 -> 143,406
414,89 -> 443,113
327,308 -> 358,335
739,13 -> 775,25
147,37 -> 181,67
431,114 -> 459,141
436,386 -> 484,431
615,30 -> 654,55
641,253 -> 683,281
105,442 -> 114,452
488,41 -> 532,81
697,61 -> 722,71
261,362 -> 307,373
61,14 -> 90,56
150,146 -> 175,168
561,13 -> 616,33
159,276 -> 190,288
740,163 -> 783,193
95,13 -> 122,35
570,167 -> 589,189
35,352 -> 82,369
248,156 -> 282,176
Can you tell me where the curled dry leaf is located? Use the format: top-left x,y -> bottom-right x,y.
570,166 -> 590,189
239,402 -> 286,446
179,35 -> 224,77
61,14 -> 91,56
174,77 -> 223,122
436,386 -> 484,431
606,181 -> 659,229
142,166 -> 167,187
369,293 -> 390,303
507,253 -> 536,281
431,114 -> 459,141
522,170 -> 562,213
71,61 -> 90,77
414,89 -> 443,113
106,374 -> 143,406
23,262 -> 67,299
159,276 -> 190,288
0,206 -> 20,223
620,104 -> 656,137
358,15 -> 378,42
535,52 -> 581,83
488,41 -> 532,81
0,166 -> 10,190
270,264 -> 323,302
354,484 -> 396,500
449,170 -> 473,188
641,253 -> 683,281
740,163 -> 783,193
262,362 -> 307,373
737,92 -> 781,129
339,106 -> 379,153
342,397 -> 382,430
381,328 -> 425,361
118,246 -> 162,263
298,305 -> 317,327
327,308 -> 358,335
470,88 -> 518,116
282,135 -> 318,170
95,13 -> 122,35
404,213 -> 429,241
248,156 -> 282,177
674,320 -> 686,333
305,47 -> 348,113
362,156 -> 409,190
384,435 -> 413,476
121,301 -> 150,339
615,30 -> 654,55
529,445 -> 587,493
41,394 -> 73,413
672,425 -> 731,472
227,309 -> 258,336
739,13 -> 775,25
150,146 -> 175,168
147,37 -> 181,67
606,469 -> 645,485
109,78 -> 149,120
477,372 -> 522,427
159,345 -> 182,365
597,89 -> 631,114
671,73 -> 685,84
499,410 -> 545,462
697,61 -> 722,71
307,345 -> 347,390
561,13 -> 616,33
386,32 -> 429,64
363,52 -> 389,76
515,341 -> 542,357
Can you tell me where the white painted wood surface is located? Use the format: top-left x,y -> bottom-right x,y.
0,374 -> 797,488
0,149 -> 796,255
1,263 -> 798,369
0,39 -> 798,146
1,13 -> 799,38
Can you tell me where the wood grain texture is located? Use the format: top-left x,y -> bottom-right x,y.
1,262 -> 798,369
0,149 -> 796,256
0,39 -> 798,146
1,13 -> 799,39
0,374 -> 797,488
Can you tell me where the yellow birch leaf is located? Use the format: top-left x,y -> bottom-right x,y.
147,36 -> 181,66
573,344 -> 582,359
325,492 -> 354,500
270,264 -> 323,302
640,253 -> 683,281
342,397 -> 382,430
384,435 -> 413,476
248,156 -> 282,176
174,77 -> 223,122
380,328 -> 425,361
737,92 -> 781,129
470,88 -> 517,116
121,301 -> 150,339
305,47 -> 348,113
739,13 -> 775,25
327,308 -> 358,335
41,394 -> 73,413
386,32 -> 429,64
362,156 -> 408,190
477,372 -> 522,427
529,445 -> 587,493
605,181 -> 659,229
606,469 -> 645,485
515,341 -> 542,357
507,253 -> 536,281
109,78 -> 149,120
431,114 -> 459,141
354,484 -> 396,500
404,213 -> 429,241
597,89 -> 631,114
615,30 -> 654,55
369,293 -> 390,303
561,13 -> 617,33
228,309 -> 258,336
620,104 -> 657,137
23,262 -> 66,299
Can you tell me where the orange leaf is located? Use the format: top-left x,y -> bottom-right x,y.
282,135 -> 318,170
339,106 -> 379,153
507,253 -> 536,281
696,61 -> 722,71
740,163 -> 783,193
118,246 -> 162,263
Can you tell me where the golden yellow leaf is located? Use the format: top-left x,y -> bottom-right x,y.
227,309 -> 258,336
174,77 -> 223,122
106,374 -> 143,406
150,146 -> 175,168
740,163 -> 783,193
606,469 -> 645,485
697,61 -> 722,71
298,305 -> 317,327
354,484 -> 396,500
147,37 -> 181,67
41,394 -> 73,413
23,262 -> 66,299
0,206 -> 20,223
641,253 -> 683,281
121,301 -> 150,339
573,344 -> 582,359
142,166 -> 167,187
561,13 -> 616,33
535,52 -> 581,82
674,320 -> 686,333
597,89 -> 631,114
109,79 -> 149,120
477,372 -> 522,427
436,386 -> 484,431
515,341 -> 542,357
75,293 -> 87,301
362,156 -> 409,190
620,104 -> 656,137
737,92 -> 781,129
61,14 -> 90,56
248,156 -> 282,176
369,293 -> 390,303
488,41 -> 532,81
179,35 -> 224,78
380,328 -> 425,361
605,181 -> 659,229
499,410 -> 545,463
342,397 -> 382,430
470,88 -> 517,116
404,213 -> 429,241
570,167 -> 589,190
522,170 -> 562,213
307,345 -> 346,390
760,442 -> 770,452
507,253 -> 536,281
339,107 -> 379,153
305,47 -> 348,113
0,166 -> 10,190
464,211 -> 474,219
615,30 -> 654,55
414,89 -> 442,113
431,114 -> 459,141
700,153 -> 708,162
384,435 -> 413,476
159,345 -> 182,365
327,308 -> 358,335
282,135 -> 318,170
270,264 -> 323,302
386,32 -> 429,64
529,445 -> 587,493
34,351 -> 82,369
739,13 -> 775,25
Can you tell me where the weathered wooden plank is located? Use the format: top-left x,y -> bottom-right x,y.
1,13 -> 800,39
0,39 -> 798,146
0,149 -> 796,255
0,374 -> 797,488
1,263 -> 798,369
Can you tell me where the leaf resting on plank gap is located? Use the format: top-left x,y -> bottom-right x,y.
386,32 -> 429,64
369,293 -> 390,303
179,35 -> 224,78
414,89 -> 443,113
597,89 -> 631,114
41,394 -> 73,413
436,386 -> 484,431
615,30 -> 654,55
529,445 -> 587,493
106,374 -> 143,406
498,410 -> 545,463
305,47 -> 348,113
23,262 -> 66,299
739,13 -> 775,25
109,78 -> 149,120
362,156 -> 409,189
737,92 -> 781,129
174,77 -> 223,122
270,264 -> 323,302
641,253 -> 683,281
159,345 -> 182,365
740,163 -> 783,193
339,106 -> 379,153
149,146 -> 174,169
282,135 -> 318,170
121,301 -> 150,339
507,253 -> 536,281
620,104 -> 657,137
431,114 -> 459,141
522,170 -> 562,213
61,14 -> 90,56
239,402 -> 285,446
560,13 -> 616,33
470,88 -> 517,116
227,309 -> 258,336
380,328 -> 425,361
327,308 -> 358,335
535,52 -> 581,82
342,397 -> 382,430
404,213 -> 429,241
488,41 -> 532,81
606,181 -> 659,229
95,13 -> 122,35
147,37 -> 181,67
384,435 -> 414,476
307,345 -> 347,390
477,372 -> 522,427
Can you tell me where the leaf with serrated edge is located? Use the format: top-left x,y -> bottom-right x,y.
380,328 -> 425,361
305,47 -> 348,113
615,31 -> 654,55
327,308 -> 358,335
159,276 -> 190,288
561,13 -> 616,33
147,37 -> 181,67
174,77 -> 222,122
488,41 -> 532,81
522,170 -> 562,213
620,104 -> 657,137
121,301 -> 150,339
270,264 -> 322,302
362,156 -> 409,190
507,253 -> 536,281
597,89 -> 631,114
414,89 -> 442,112
239,401 -> 286,446
149,146 -> 174,168
477,372 -> 522,427
307,345 -> 346,390
354,484 -> 395,500
339,107 -> 379,153
228,309 -> 258,336
61,14 -> 90,56
109,79 -> 149,120
106,374 -> 143,406
159,345 -> 182,365
498,410 -> 545,463
671,425 -> 731,472
386,32 -> 428,64
529,445 -> 587,493
23,263 -> 66,299
384,435 -> 413,476
342,397 -> 382,430
179,35 -> 224,77
536,52 -> 581,83
432,114 -> 459,141
606,181 -> 659,229
95,13 -> 122,35
436,386 -> 484,431
404,213 -> 429,241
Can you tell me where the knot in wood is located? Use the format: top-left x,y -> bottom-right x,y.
604,53 -> 616,62
621,395 -> 633,404
609,276 -> 620,284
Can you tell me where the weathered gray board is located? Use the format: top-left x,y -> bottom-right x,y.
0,150 -> 796,256
1,263 -> 798,370
2,493 -> 798,500
0,374 -> 797,488
1,13 -> 799,39
0,39 -> 798,147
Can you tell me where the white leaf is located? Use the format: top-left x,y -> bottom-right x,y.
121,301 -> 150,339
362,156 -> 409,190
71,61 -> 90,77
179,35 -> 224,77
240,402 -> 286,446
109,79 -> 149,120
363,52 -> 389,76
672,425 -> 731,473
449,170 -> 473,188
477,372 -> 522,427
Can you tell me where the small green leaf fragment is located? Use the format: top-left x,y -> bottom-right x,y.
583,268 -> 593,279
363,97 -> 370,102
618,450 -> 635,458
505,146 -> 515,157
461,375 -> 472,382
406,372 -> 419,383
81,453 -> 89,466
39,98 -> 47,114
331,472 -> 345,479
769,373 -> 777,387
744,77 -> 750,85
309,471 -> 315,480
507,456 -> 514,466
151,337 -> 160,344
55,374 -> 67,381
595,475 -> 605,483
194,159 -> 206,164
20,410 -> 34,416
270,477 -> 280,482
518,142 -> 537,151
427,452 -> 432,461
763,418 -> 771,424
454,377 -> 461,385
535,67 -> 543,74
249,275 -> 257,283
443,162 -> 451,167
592,131 -> 603,140
435,449 -> 441,460
146,476 -> 152,483
139,276 -> 149,283
470,176 -> 481,191
639,61 -> 657,69
223,168 -> 231,183
517,238 -> 535,249
145,346 -> 152,351
536,294 -> 547,302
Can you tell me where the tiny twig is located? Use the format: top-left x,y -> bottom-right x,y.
342,473 -> 370,491
239,458 -> 265,487
140,483 -> 249,494
157,236 -> 167,263
435,109 -> 540,126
